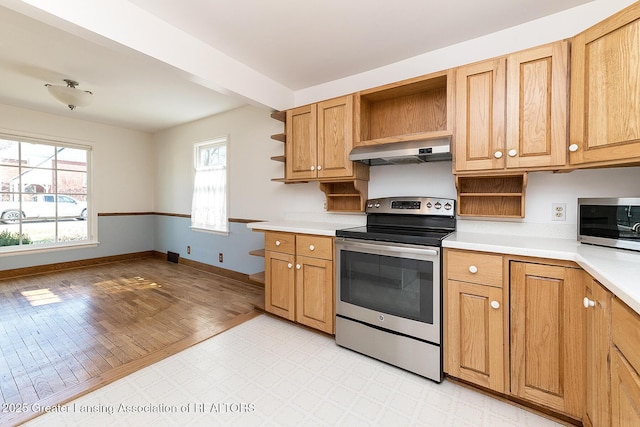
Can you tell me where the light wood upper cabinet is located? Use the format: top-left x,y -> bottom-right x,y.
505,41 -> 568,169
286,95 -> 366,182
455,41 -> 569,173
455,58 -> 506,172
510,261 -> 585,419
317,96 -> 355,179
286,104 -> 317,181
570,1 -> 640,167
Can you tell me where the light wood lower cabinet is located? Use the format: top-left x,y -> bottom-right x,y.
263,231 -> 335,334
584,279 -> 611,427
611,297 -> 640,426
444,249 -> 506,392
510,261 -> 585,419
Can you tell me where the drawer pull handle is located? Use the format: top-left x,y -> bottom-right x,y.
310,166 -> 315,171
469,265 -> 478,274
287,263 -> 292,269
583,297 -> 595,308
296,264 -> 301,270
317,165 -> 322,171
508,149 -> 517,157
309,245 -> 315,251
569,143 -> 579,152
494,151 -> 503,159
275,240 -> 281,246
491,301 -> 500,310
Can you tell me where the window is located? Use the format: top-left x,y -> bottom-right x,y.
191,137 -> 228,234
0,136 -> 92,251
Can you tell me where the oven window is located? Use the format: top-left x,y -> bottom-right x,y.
340,251 -> 433,324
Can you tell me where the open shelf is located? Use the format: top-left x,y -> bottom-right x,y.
270,155 -> 285,162
456,173 -> 527,218
319,179 -> 368,212
270,110 -> 286,122
249,271 -> 265,285
356,71 -> 452,146
270,133 -> 286,143
249,249 -> 265,257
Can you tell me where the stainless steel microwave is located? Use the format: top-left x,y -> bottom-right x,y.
578,198 -> 640,251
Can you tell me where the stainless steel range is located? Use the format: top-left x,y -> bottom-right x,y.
335,196 -> 455,382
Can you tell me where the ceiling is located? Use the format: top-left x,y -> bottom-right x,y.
0,0 -> 597,133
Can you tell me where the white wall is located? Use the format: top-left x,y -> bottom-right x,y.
295,0 -> 638,106
153,104 -> 327,221
0,103 -> 156,270
0,103 -> 154,213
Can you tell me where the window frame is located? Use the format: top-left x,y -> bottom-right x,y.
190,136 -> 229,235
0,132 -> 96,256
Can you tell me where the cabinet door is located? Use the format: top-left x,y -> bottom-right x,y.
265,250 -> 296,321
455,58 -> 506,172
445,280 -> 506,393
611,348 -> 640,426
286,104 -> 317,181
569,2 -> 640,166
295,255 -> 334,334
506,41 -> 568,169
510,262 -> 584,418
317,95 -> 354,179
584,280 -> 611,427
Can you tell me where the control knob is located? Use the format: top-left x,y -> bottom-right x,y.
434,202 -> 442,209
444,202 -> 452,210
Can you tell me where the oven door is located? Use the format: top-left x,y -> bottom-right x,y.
335,237 -> 441,344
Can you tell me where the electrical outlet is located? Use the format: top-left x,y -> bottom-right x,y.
187,246 -> 191,254
219,253 -> 223,263
552,203 -> 566,221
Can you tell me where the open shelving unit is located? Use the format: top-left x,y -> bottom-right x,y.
355,70 -> 453,147
456,173 -> 527,218
248,248 -> 265,285
318,180 -> 368,212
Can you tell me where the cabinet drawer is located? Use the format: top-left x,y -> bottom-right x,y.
296,235 -> 333,260
612,297 -> 640,375
265,232 -> 295,254
446,250 -> 503,287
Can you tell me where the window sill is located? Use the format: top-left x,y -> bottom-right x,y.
0,241 -> 100,257
189,226 -> 230,236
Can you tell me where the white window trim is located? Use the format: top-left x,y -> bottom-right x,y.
191,136 -> 229,234
0,131 -> 96,253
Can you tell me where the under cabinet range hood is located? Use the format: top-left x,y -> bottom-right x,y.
349,137 -> 452,166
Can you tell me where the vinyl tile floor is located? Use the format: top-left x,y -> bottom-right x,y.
24,314 -> 561,427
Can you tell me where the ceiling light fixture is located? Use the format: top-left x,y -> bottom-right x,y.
45,79 -> 93,110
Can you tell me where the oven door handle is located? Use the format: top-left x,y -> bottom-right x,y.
336,238 -> 439,257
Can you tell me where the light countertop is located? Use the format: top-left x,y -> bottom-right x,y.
247,220 -> 359,236
445,232 -> 640,315
248,221 -> 640,315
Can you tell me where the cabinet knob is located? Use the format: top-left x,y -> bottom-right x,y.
469,265 -> 478,274
508,149 -> 517,157
310,166 -> 315,171
490,300 -> 500,309
275,240 -> 281,246
296,264 -> 301,270
584,297 -> 596,308
287,263 -> 292,269
309,245 -> 315,251
317,165 -> 322,171
569,144 -> 579,152
494,151 -> 503,159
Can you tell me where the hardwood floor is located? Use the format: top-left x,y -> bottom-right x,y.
0,257 -> 264,426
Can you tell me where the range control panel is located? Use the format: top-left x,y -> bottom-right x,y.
366,196 -> 455,216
